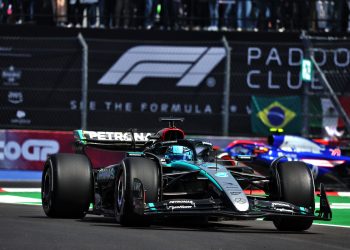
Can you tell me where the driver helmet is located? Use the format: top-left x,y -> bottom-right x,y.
165,145 -> 192,161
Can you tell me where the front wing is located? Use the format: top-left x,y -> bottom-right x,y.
142,199 -> 329,221
134,184 -> 332,221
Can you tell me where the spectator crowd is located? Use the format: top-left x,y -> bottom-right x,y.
1,0 -> 350,32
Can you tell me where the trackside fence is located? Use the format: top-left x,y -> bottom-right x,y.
1,31 -> 350,137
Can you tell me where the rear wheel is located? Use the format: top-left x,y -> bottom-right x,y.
41,153 -> 93,218
271,161 -> 315,231
115,157 -> 159,226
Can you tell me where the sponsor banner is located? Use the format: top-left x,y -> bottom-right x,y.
0,36 -> 82,130
0,40 -> 226,134
96,45 -> 225,87
233,42 -> 350,94
251,96 -> 302,135
87,42 -> 226,134
0,130 -> 124,170
0,130 -> 66,170
0,29 -> 349,135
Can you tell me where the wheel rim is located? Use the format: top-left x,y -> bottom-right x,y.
116,172 -> 124,212
42,168 -> 52,210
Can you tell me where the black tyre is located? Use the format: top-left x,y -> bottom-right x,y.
271,161 -> 315,231
115,157 -> 159,226
41,153 -> 93,218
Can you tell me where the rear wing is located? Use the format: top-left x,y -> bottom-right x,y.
74,130 -> 153,151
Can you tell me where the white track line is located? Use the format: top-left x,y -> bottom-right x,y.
313,223 -> 350,229
315,203 -> 350,209
337,192 -> 350,197
2,188 -> 41,192
0,195 -> 41,204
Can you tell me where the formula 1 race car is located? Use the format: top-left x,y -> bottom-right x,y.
41,118 -> 332,231
224,134 -> 350,189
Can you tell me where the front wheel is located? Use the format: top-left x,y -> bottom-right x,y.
271,161 -> 315,231
115,157 -> 160,226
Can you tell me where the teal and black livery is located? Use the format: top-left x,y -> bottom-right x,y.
41,118 -> 332,231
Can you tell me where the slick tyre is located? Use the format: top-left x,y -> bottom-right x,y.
41,154 -> 93,218
271,161 -> 315,231
115,157 -> 159,226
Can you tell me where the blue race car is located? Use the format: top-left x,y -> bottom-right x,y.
224,135 -> 350,190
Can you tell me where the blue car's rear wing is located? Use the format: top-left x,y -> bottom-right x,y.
74,130 -> 153,152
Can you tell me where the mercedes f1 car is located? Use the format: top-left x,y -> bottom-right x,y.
224,134 -> 350,189
41,118 -> 331,231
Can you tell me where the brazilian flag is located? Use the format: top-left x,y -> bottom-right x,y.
251,96 -> 302,135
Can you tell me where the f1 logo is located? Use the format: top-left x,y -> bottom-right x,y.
98,46 -> 226,87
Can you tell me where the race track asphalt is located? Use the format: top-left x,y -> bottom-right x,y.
0,204 -> 349,250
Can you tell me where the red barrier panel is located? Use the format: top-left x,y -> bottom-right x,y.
0,130 -> 124,170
